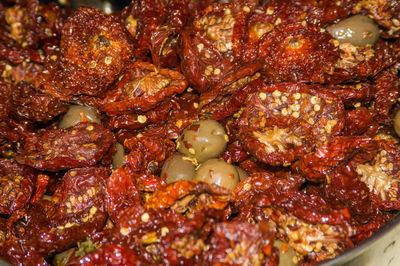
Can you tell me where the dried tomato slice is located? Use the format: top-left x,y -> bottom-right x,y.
236,82 -> 345,166
101,61 -> 188,115
17,122 -> 114,171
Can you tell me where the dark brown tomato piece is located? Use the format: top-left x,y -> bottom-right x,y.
350,139 -> 400,211
292,136 -> 378,182
121,0 -> 168,61
325,82 -> 374,107
242,0 -> 355,62
199,65 -> 262,120
0,239 -> 48,266
179,3 -> 249,92
144,180 -> 233,214
343,107 -> 373,136
109,205 -> 223,265
236,82 -> 345,166
114,92 -> 200,142
233,171 -> 353,228
10,82 -> 68,123
220,140 -> 249,164
371,69 -> 399,123
104,98 -> 175,130
9,167 -> 109,257
101,61 -> 188,115
202,222 -> 278,265
355,0 -> 400,38
3,1 -> 68,48
0,159 -> 36,215
4,4 -> 32,47
105,167 -> 140,222
329,40 -> 398,83
0,80 -> 11,120
262,206 -> 354,264
52,167 -> 109,219
149,0 -> 190,68
16,122 -> 114,171
39,7 -> 133,98
125,96 -> 199,142
1,60 -> 44,85
259,23 -> 339,83
124,135 -> 175,174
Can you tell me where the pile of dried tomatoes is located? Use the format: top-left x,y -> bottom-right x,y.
0,0 -> 400,265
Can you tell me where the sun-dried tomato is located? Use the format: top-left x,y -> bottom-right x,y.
324,138 -> 400,222
104,98 -> 175,130
355,0 -> 400,38
38,7 -> 133,99
144,180 -> 233,214
292,136 -> 378,182
9,82 -> 68,123
202,222 -> 278,265
178,2 -> 251,92
199,63 -> 262,120
343,107 -> 373,136
107,204 -> 225,265
259,23 -> 339,83
101,61 -> 188,115
0,159 -> 36,215
328,40 -> 398,83
7,166 -> 109,257
16,122 -> 114,171
105,167 -> 140,223
236,82 -> 345,166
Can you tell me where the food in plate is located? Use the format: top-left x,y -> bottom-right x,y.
0,0 -> 399,265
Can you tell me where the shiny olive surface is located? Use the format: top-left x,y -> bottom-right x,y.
194,158 -> 239,190
394,109 -> 400,137
177,119 -> 228,163
59,105 -> 101,128
161,153 -> 196,183
112,142 -> 127,169
327,15 -> 379,46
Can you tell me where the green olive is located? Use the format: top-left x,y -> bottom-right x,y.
59,105 -> 101,128
112,142 -> 126,169
177,119 -> 228,163
161,153 -> 196,183
394,109 -> 400,137
194,158 -> 239,190
236,166 -> 249,181
326,15 -> 379,46
274,240 -> 297,266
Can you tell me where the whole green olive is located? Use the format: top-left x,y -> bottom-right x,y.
59,105 -> 101,128
326,15 -> 379,46
394,109 -> 400,137
177,119 -> 228,163
112,142 -> 127,169
161,153 -> 196,183
194,158 -> 239,190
